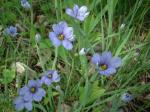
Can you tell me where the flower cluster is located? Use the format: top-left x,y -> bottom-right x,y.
14,70 -> 60,111
9,2 -> 127,111
48,4 -> 90,50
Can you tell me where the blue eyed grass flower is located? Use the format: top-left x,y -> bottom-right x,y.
66,4 -> 89,21
41,70 -> 60,86
91,51 -> 122,76
19,80 -> 46,102
121,93 -> 133,103
49,21 -> 75,50
21,0 -> 31,9
14,96 -> 32,111
6,26 -> 18,37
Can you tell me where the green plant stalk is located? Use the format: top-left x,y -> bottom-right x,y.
52,47 -> 58,70
65,59 -> 74,97
48,86 -> 55,111
55,0 -> 59,21
36,43 -> 46,71
4,83 -> 8,94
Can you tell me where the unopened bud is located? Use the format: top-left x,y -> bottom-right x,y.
79,48 -> 86,55
35,33 -> 41,42
12,62 -> 25,74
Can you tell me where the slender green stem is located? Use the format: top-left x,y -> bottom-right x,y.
55,0 -> 59,21
4,83 -> 8,94
36,43 -> 45,71
65,59 -> 74,97
52,47 -> 58,70
30,7 -> 33,25
48,86 -> 55,111
16,74 -> 20,92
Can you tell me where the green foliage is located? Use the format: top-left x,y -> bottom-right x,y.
79,80 -> 105,105
39,39 -> 51,49
0,11 -> 17,25
0,94 -> 15,112
0,69 -> 15,84
0,0 -> 150,111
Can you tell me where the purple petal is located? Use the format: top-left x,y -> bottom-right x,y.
33,88 -> 45,102
41,75 -> 46,83
49,32 -> 61,47
15,103 -> 24,111
33,94 -> 42,102
36,79 -> 43,87
63,27 -> 74,41
99,68 -> 116,76
38,88 -> 46,97
28,80 -> 37,87
76,16 -> 86,21
91,53 -> 101,65
19,86 -> 29,96
76,6 -> 89,21
110,57 -> 122,68
59,21 -> 68,29
45,70 -> 54,75
43,77 -> 52,86
73,4 -> 79,16
62,40 -> 73,50
24,102 -> 33,111
52,24 -> 62,34
14,96 -> 23,105
52,22 -> 67,34
78,6 -> 88,14
52,71 -> 60,82
77,12 -> 89,21
101,51 -> 112,59
66,8 -> 74,17
101,51 -> 112,64
23,92 -> 33,101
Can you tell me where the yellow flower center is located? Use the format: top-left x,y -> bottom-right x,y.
48,74 -> 52,79
58,34 -> 64,40
100,64 -> 107,70
30,87 -> 36,93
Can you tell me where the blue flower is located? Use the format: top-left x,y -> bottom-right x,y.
41,70 -> 60,86
121,93 -> 133,103
14,96 -> 32,111
21,0 -> 31,9
91,51 -> 122,76
66,4 -> 89,21
6,26 -> 18,37
49,21 -> 74,50
19,80 -> 46,102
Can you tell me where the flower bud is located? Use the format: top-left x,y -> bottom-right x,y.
12,62 -> 25,74
35,33 -> 41,42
